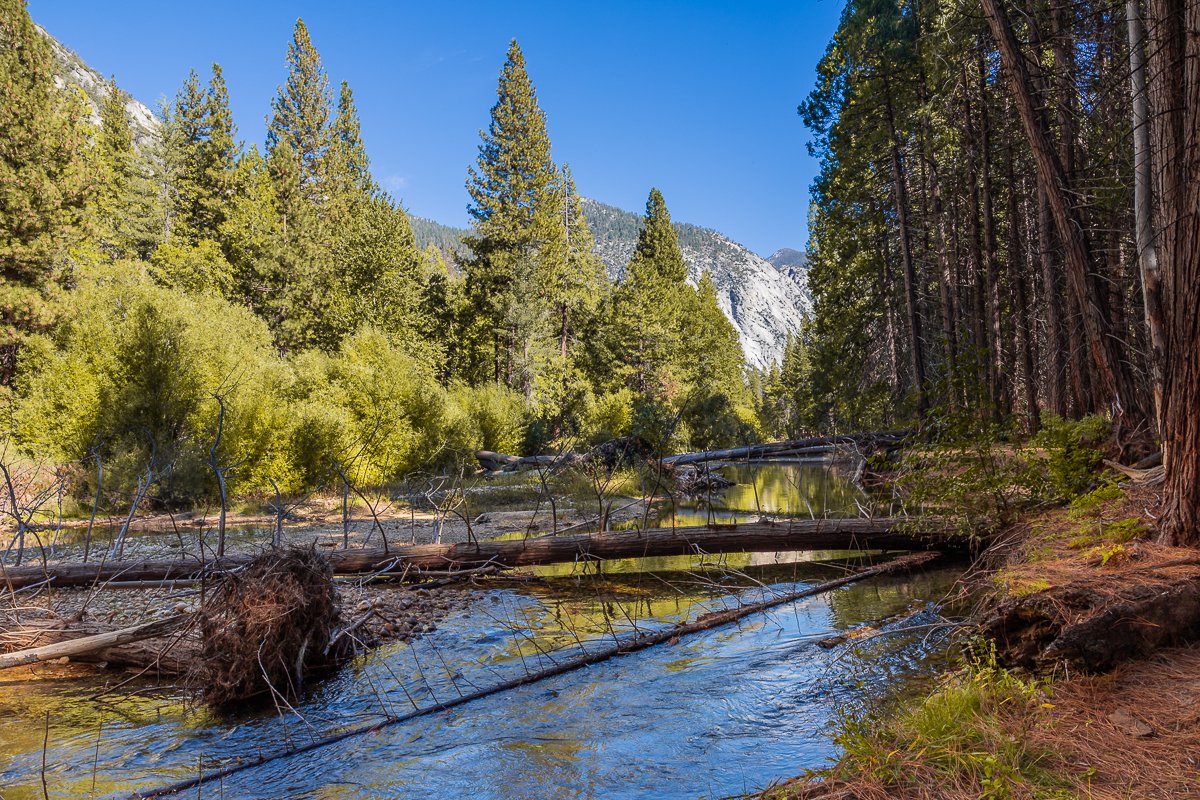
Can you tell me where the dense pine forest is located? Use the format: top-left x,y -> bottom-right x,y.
787,0 -> 1200,543
0,3 -> 753,508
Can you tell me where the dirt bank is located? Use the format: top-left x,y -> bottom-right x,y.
763,482 -> 1200,799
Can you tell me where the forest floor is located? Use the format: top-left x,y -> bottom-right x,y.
762,483 -> 1200,799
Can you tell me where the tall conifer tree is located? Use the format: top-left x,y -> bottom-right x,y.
605,188 -> 690,398
267,19 -> 332,198
0,0 -> 93,383
463,39 -> 564,389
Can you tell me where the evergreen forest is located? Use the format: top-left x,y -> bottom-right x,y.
1,6 -> 752,508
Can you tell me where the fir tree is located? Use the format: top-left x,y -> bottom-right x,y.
267,18 -> 332,198
604,188 -> 690,398
328,81 -> 375,201
462,39 -> 564,389
199,64 -> 239,235
220,145 -> 282,312
92,83 -> 161,259
0,0 -> 93,383
163,69 -> 209,242
551,165 -> 605,357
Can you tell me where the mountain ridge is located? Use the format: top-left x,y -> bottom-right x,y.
410,202 -> 811,368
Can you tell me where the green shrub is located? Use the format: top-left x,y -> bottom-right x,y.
1032,414 -> 1110,501
443,382 -> 527,463
15,273 -> 294,504
581,388 -> 635,444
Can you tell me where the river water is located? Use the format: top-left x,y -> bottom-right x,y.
0,465 -> 957,800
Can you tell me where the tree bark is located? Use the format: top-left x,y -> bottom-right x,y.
881,79 -> 928,418
1037,186 -> 1068,417
1145,0 -> 1200,545
1126,0 -> 1165,432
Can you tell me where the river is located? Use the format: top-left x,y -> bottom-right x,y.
0,464 -> 958,799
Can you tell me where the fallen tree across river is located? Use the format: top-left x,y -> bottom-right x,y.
126,550 -> 939,799
1,517 -> 957,591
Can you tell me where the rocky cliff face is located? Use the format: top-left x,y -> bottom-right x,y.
580,199 -> 811,368
39,25 -> 160,147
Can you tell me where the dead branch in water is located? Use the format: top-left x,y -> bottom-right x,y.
127,551 -> 939,799
0,614 -> 193,670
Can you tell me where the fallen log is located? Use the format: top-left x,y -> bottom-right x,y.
661,431 -> 911,467
129,551 -> 939,799
0,614 -> 192,670
0,518 -> 957,590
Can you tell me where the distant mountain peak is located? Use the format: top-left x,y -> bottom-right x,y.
410,201 -> 810,368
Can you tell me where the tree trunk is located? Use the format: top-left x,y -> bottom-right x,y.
0,518 -> 958,590
1146,0 -> 1200,545
881,81 -> 927,417
0,614 -> 192,671
1037,186 -> 1068,417
978,57 -> 1005,419
1126,0 -> 1165,432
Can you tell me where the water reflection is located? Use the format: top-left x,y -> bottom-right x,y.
0,557 -> 960,800
651,462 -> 872,527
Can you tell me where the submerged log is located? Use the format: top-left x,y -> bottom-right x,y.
0,518 -> 956,591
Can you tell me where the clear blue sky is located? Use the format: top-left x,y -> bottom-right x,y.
29,0 -> 844,257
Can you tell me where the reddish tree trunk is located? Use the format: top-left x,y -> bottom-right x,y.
1146,0 -> 1200,544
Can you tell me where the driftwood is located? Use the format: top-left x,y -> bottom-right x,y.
660,431 -> 911,467
128,551 -> 939,799
1102,458 -> 1166,486
476,432 -> 911,474
0,518 -> 956,591
0,614 -> 193,671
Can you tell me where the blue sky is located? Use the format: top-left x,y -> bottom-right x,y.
30,1 -> 844,256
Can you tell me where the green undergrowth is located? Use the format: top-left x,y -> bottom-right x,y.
792,648 -> 1077,800
896,412 -> 1116,544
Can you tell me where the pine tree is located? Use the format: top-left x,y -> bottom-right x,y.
328,81 -> 376,201
551,165 -> 605,357
92,83 -> 161,259
603,188 -> 690,399
679,272 -> 751,447
334,195 -> 424,347
462,39 -> 564,390
267,18 -> 332,198
200,64 -> 239,235
0,0 -> 94,383
220,145 -> 282,311
163,69 -> 209,242
267,138 -> 328,351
